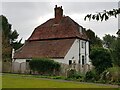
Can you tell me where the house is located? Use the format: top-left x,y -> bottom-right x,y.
13,5 -> 91,74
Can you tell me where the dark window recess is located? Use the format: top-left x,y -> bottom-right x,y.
82,56 -> 85,65
69,60 -> 72,65
82,42 -> 84,48
26,60 -> 30,62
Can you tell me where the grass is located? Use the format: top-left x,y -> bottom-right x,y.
2,73 -> 119,88
0,73 -> 2,89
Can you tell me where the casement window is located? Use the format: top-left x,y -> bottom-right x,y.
82,41 -> 85,48
82,56 -> 85,65
69,60 -> 72,65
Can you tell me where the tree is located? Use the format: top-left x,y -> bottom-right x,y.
86,29 -> 103,47
90,47 -> 113,74
84,9 -> 120,67
1,15 -> 12,62
94,35 -> 103,47
84,8 -> 120,21
1,15 -> 22,62
12,38 -> 23,50
112,38 -> 120,67
86,29 -> 96,45
103,34 -> 116,49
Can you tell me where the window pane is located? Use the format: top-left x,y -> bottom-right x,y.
69,60 -> 72,65
82,56 -> 84,65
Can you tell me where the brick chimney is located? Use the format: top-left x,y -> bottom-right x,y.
54,5 -> 63,23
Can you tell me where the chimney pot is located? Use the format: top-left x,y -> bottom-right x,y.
55,5 -> 57,8
54,5 -> 63,23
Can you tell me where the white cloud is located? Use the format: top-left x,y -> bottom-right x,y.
2,0 -> 120,2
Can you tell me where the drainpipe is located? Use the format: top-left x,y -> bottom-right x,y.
78,39 -> 81,72
79,39 -> 81,64
85,41 -> 87,64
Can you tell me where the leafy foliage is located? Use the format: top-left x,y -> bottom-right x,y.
100,67 -> 120,83
84,8 -> 120,21
66,69 -> 84,81
90,47 -> 113,74
10,30 -> 19,42
29,58 -> 60,75
86,29 -> 102,47
1,15 -> 23,61
103,34 -> 116,49
1,15 -> 12,61
84,69 -> 98,82
12,38 -> 23,50
112,38 -> 120,67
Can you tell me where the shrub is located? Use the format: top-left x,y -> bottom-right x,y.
90,47 -> 113,74
29,58 -> 60,75
51,76 -> 64,79
84,69 -> 98,82
67,69 -> 76,78
100,67 -> 120,84
66,69 -> 84,81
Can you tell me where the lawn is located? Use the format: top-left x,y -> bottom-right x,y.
2,73 -> 119,88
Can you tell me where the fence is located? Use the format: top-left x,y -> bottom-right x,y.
3,62 -> 92,76
2,62 -> 12,73
60,63 -> 92,76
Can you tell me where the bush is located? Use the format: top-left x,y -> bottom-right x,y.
84,70 -> 98,82
29,58 -> 60,75
90,47 -> 113,74
51,76 -> 64,79
66,69 -> 84,81
100,67 -> 120,84
67,69 -> 76,78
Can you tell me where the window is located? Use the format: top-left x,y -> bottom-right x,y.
26,60 -> 30,62
69,60 -> 72,65
82,56 -> 85,65
82,41 -> 84,48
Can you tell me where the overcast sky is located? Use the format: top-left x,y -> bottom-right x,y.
1,1 -> 120,43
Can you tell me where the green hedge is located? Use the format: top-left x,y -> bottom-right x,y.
29,58 -> 60,75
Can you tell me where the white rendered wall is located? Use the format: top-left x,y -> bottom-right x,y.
14,59 -> 26,63
62,39 -> 90,65
53,59 -> 65,64
64,39 -> 79,64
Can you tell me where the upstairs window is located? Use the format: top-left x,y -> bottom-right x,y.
82,41 -> 85,48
